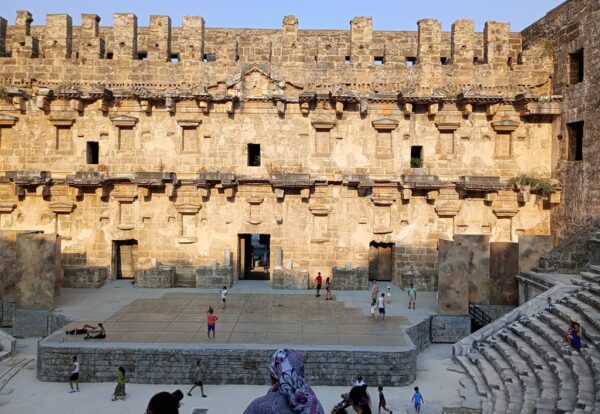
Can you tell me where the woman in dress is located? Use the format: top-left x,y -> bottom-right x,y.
112,366 -> 126,401
243,349 -> 324,414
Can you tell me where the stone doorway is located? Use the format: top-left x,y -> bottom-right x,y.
368,241 -> 394,281
112,239 -> 138,279
238,234 -> 270,280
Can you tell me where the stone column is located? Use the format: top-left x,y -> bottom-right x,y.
113,13 -> 138,60
44,14 -> 72,58
180,16 -> 204,61
148,15 -> 171,62
274,247 -> 283,267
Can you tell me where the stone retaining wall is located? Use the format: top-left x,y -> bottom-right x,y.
430,315 -> 471,343
406,317 -> 432,353
135,265 -> 175,288
271,268 -> 309,289
63,267 -> 108,288
332,267 -> 368,290
37,341 -> 416,386
195,265 -> 233,288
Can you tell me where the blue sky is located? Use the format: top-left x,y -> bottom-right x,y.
1,1 -> 564,31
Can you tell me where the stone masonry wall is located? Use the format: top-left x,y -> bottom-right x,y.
0,11 -> 561,290
195,265 -> 233,288
332,267 -> 368,290
63,266 -> 108,288
522,0 -> 600,243
37,341 -> 417,386
271,268 -> 309,289
135,265 -> 175,288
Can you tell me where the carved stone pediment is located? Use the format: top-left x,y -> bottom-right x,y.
311,119 -> 336,130
371,195 -> 395,206
435,202 -> 461,217
0,114 -> 19,126
491,119 -> 519,132
309,205 -> 332,216
110,115 -> 138,127
228,66 -> 285,97
175,203 -> 202,214
0,203 -> 16,213
371,118 -> 399,131
49,202 -> 75,214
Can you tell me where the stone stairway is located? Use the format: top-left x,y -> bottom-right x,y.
453,264 -> 600,413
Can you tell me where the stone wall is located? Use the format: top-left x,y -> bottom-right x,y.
37,341 -> 417,386
430,315 -> 471,343
63,266 -> 108,288
271,268 -> 309,289
522,0 -> 600,244
537,226 -> 599,273
405,317 -> 431,353
332,267 -> 368,290
135,265 -> 175,288
195,264 -> 233,288
0,11 -> 560,291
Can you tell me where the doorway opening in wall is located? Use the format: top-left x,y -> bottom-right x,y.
410,146 -> 423,168
368,241 -> 394,281
112,240 -> 138,280
238,234 -> 270,280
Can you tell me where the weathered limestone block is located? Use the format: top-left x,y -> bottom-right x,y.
79,14 -> 102,59
332,267 -> 368,290
135,265 -> 175,288
437,240 -> 469,315
196,265 -> 232,288
148,16 -> 171,62
518,235 -> 554,272
417,19 -> 441,66
15,233 -> 60,310
350,17 -> 372,65
63,266 -> 108,288
451,19 -> 474,66
113,13 -> 137,60
484,21 -> 510,68
490,242 -> 519,305
180,16 -> 204,61
430,315 -> 470,343
44,14 -> 72,58
0,17 -> 7,56
271,268 -> 308,289
455,235 -> 490,305
12,10 -> 37,58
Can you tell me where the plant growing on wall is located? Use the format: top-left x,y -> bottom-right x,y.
410,157 -> 422,168
509,175 -> 557,196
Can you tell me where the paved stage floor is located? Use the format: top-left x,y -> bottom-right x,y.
53,291 -> 410,346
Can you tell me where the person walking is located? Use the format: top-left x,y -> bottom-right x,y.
315,272 -> 323,297
386,286 -> 392,304
112,366 -> 127,401
221,286 -> 228,310
411,386 -> 424,413
377,293 -> 386,321
68,356 -> 80,392
370,298 -> 377,321
408,283 -> 417,310
325,277 -> 333,300
377,386 -> 392,414
206,307 -> 218,338
371,281 -> 379,302
187,359 -> 207,398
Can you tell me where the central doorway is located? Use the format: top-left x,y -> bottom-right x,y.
368,241 -> 394,281
238,234 -> 270,280
112,239 -> 138,279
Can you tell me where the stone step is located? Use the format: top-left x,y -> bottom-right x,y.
577,290 -> 600,313
479,343 -> 529,413
488,337 -> 540,414
474,356 -> 510,414
458,375 -> 484,411
498,329 -> 559,409
589,264 -> 600,275
454,355 -> 490,399
509,322 -> 577,413
549,303 -> 600,344
562,296 -> 600,333
523,317 -> 596,411
580,271 -> 600,284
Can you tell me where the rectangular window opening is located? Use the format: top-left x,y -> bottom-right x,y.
105,52 -> 113,60
440,56 -> 448,65
410,146 -> 423,168
345,56 -> 351,64
473,56 -> 479,64
86,141 -> 99,164
406,57 -> 416,67
137,51 -> 148,61
374,56 -> 384,65
569,49 -> 584,85
248,144 -> 261,167
507,56 -> 513,68
567,121 -> 584,161
170,53 -> 180,63
203,53 -> 216,63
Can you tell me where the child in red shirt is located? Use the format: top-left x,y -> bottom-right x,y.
206,307 -> 218,338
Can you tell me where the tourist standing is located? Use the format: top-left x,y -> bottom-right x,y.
371,281 -> 379,301
377,386 -> 392,414
221,285 -> 228,309
68,356 -> 80,392
325,277 -> 333,300
112,366 -> 126,401
187,359 -> 207,397
207,307 -> 218,338
408,283 -> 417,310
386,285 -> 392,304
377,293 -> 386,321
370,298 -> 377,321
315,272 -> 323,297
411,386 -> 424,413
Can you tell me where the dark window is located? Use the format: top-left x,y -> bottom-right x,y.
406,57 -> 416,67
86,142 -> 99,164
248,144 -> 261,166
169,53 -> 180,63
345,56 -> 351,64
105,52 -> 113,60
137,51 -> 148,61
440,56 -> 448,65
473,56 -> 479,63
203,53 -> 216,63
374,56 -> 384,65
569,49 -> 584,85
507,56 -> 513,68
567,121 -> 584,161
410,146 -> 423,168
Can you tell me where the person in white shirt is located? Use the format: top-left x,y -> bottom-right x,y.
69,355 -> 80,392
377,293 -> 386,321
221,286 -> 228,310
386,285 -> 392,304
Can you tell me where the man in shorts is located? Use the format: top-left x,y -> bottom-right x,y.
187,359 -> 207,397
206,307 -> 218,338
69,356 -> 80,392
315,272 -> 323,297
377,292 -> 386,321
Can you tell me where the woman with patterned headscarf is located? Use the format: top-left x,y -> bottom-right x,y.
243,348 -> 324,414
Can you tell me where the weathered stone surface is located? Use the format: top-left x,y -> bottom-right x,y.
437,240 -> 469,315
518,235 -> 554,272
271,268 -> 308,289
332,267 -> 368,290
489,242 -> 519,305
63,266 -> 108,288
195,265 -> 233,288
430,315 -> 470,343
455,235 -> 491,305
135,265 -> 174,288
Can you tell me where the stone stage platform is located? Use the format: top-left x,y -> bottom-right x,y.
38,291 -> 427,386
